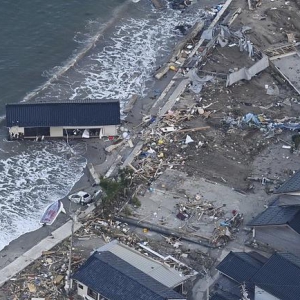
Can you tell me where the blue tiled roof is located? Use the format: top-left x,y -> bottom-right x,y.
247,206 -> 300,233
216,251 -> 267,283
72,251 -> 185,300
252,253 -> 300,300
6,100 -> 120,127
275,170 -> 300,194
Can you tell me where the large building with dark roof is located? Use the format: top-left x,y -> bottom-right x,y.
72,241 -> 188,300
6,100 -> 120,140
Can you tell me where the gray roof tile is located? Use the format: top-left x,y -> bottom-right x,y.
252,253 -> 300,300
216,251 -> 266,283
247,206 -> 300,233
6,100 -> 120,127
275,170 -> 300,194
72,251 -> 185,300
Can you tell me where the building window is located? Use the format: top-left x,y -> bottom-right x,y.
87,287 -> 98,300
78,283 -> 84,289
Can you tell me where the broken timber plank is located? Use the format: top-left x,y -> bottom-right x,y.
121,141 -> 144,169
187,0 -> 234,59
173,126 -> 210,133
155,22 -> 204,80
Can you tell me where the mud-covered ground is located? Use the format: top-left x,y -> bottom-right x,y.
157,2 -> 300,191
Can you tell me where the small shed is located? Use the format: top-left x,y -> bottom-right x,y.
6,100 -> 120,140
248,205 -> 300,255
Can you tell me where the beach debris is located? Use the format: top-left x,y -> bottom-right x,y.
87,163 -> 101,186
40,200 -> 66,226
226,55 -> 269,86
155,21 -> 205,79
211,211 -> 244,247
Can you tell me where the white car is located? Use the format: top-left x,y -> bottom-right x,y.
68,191 -> 92,205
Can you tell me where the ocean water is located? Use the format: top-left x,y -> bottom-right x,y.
0,0 -> 210,250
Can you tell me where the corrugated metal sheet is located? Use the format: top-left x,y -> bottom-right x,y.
97,241 -> 186,288
6,100 -> 120,127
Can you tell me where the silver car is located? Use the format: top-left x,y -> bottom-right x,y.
68,191 -> 92,205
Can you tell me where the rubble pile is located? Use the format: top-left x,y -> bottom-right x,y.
77,217 -> 141,246
129,107 -> 211,184
175,194 -> 225,224
210,211 -> 244,247
173,194 -> 244,247
0,241 -> 78,300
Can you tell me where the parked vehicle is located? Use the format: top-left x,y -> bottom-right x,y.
68,191 -> 92,205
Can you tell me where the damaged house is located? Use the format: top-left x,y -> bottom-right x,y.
6,100 -> 120,140
72,241 -> 188,300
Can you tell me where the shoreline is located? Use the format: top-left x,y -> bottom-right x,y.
0,138 -> 107,270
0,0 -> 226,285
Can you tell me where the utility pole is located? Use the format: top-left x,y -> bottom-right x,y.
65,204 -> 78,294
206,269 -> 210,300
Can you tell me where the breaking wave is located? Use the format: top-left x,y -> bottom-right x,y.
0,3 -> 210,251
0,141 -> 86,250
31,4 -> 208,106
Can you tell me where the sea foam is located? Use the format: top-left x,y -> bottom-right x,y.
0,3 -> 209,250
31,4 -> 208,107
0,141 -> 86,250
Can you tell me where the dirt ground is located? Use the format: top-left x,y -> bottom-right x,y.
125,0 -> 300,298
232,0 -> 300,50
152,0 -> 300,191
